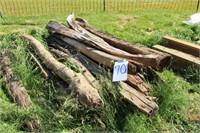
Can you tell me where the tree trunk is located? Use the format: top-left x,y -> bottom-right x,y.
47,20 -> 159,67
0,51 -> 32,108
75,17 -> 172,70
22,34 -> 103,109
0,51 -> 41,132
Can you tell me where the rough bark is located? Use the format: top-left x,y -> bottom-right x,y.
22,34 -> 103,109
0,51 -> 40,132
120,82 -> 158,116
75,17 -> 172,70
0,51 -> 32,108
47,20 -> 159,67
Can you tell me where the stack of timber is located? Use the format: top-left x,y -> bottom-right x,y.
43,13 -> 172,116
22,34 -> 104,109
75,17 -> 172,70
153,36 -> 200,67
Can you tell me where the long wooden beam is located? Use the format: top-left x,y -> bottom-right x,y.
120,82 -> 158,116
153,45 -> 200,66
47,20 -> 159,68
164,35 -> 200,57
47,36 -> 149,93
22,34 -> 104,109
47,36 -> 158,115
75,17 -> 172,70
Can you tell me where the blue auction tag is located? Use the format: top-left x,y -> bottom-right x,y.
112,59 -> 128,82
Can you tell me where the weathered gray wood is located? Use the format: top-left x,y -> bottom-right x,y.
120,82 -> 158,116
53,34 -> 138,75
47,36 -> 158,115
22,34 -> 104,109
0,51 -> 32,108
126,74 -> 149,94
47,20 -> 158,67
75,17 -> 172,70
49,48 -> 100,89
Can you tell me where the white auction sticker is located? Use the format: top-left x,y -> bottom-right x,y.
112,59 -> 128,82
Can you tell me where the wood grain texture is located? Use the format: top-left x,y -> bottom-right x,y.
0,51 -> 32,108
22,34 -> 103,109
47,19 -> 158,67
153,45 -> 200,66
75,17 -> 172,70
164,35 -> 200,57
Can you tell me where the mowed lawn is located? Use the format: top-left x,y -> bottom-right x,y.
0,0 -> 198,16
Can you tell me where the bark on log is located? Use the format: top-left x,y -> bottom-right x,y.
120,82 -> 158,116
22,34 -> 103,109
49,48 -> 100,89
0,51 -> 40,132
47,20 -> 158,67
0,51 -> 32,108
75,17 -> 172,70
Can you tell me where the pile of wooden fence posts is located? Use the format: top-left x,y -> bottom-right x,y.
0,13 -> 179,131
44,13 -> 172,115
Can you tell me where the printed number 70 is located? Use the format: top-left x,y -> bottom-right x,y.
115,64 -> 127,75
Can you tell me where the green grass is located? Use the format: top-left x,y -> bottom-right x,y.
0,0 -> 197,16
0,10 -> 200,132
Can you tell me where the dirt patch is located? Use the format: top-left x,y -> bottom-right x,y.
117,15 -> 138,23
188,114 -> 200,123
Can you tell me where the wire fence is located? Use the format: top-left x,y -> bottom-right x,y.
0,0 -> 199,17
